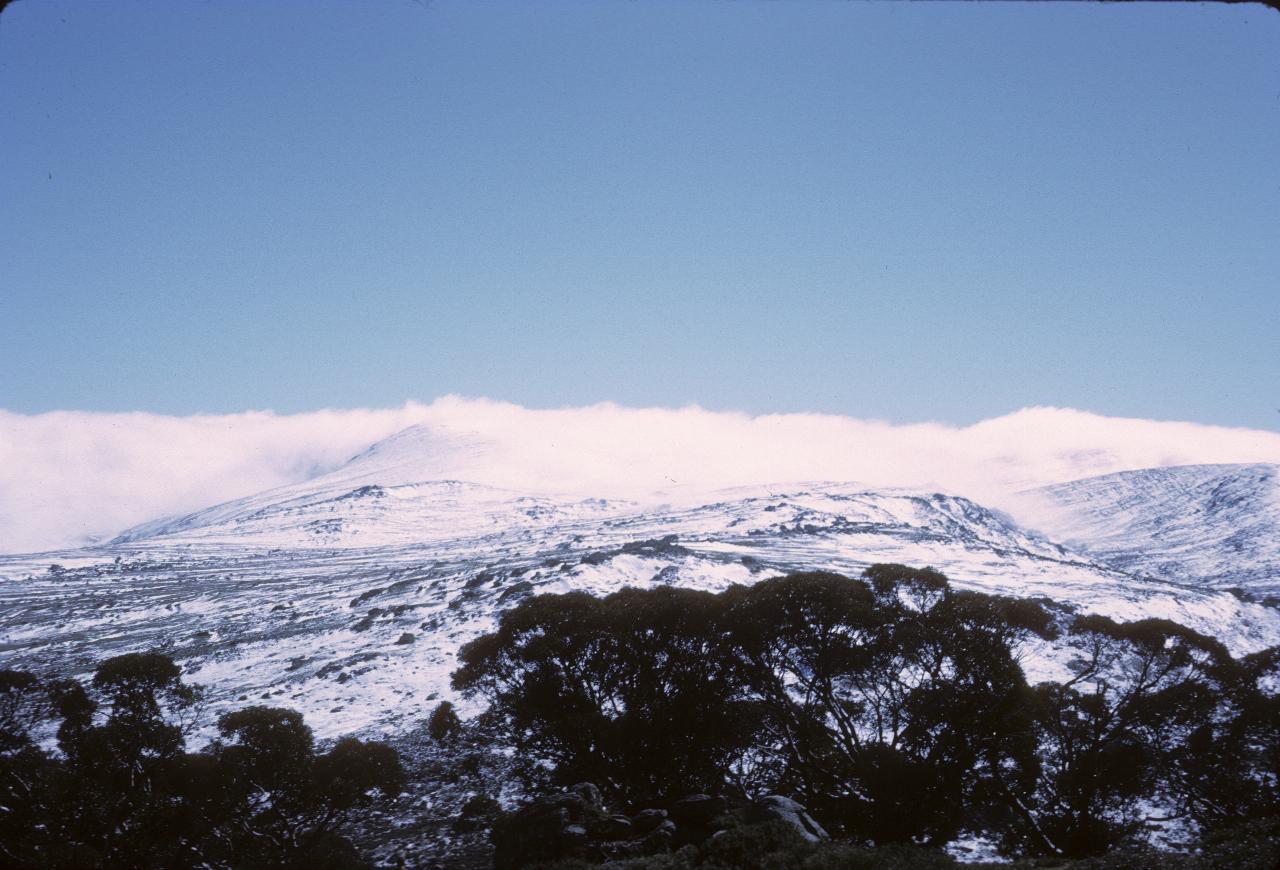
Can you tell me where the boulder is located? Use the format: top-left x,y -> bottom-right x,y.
571,782 -> 605,814
553,792 -> 586,820
670,793 -> 728,825
641,819 -> 677,854
631,807 -> 669,834
597,814 -> 634,840
491,801 -> 571,870
754,795 -> 829,842
490,782 -> 616,868
498,580 -> 535,602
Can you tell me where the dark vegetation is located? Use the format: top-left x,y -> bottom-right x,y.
2,565 -> 1277,868
0,653 -> 403,868
455,566 -> 1280,866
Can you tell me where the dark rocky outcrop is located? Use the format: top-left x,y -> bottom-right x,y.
670,793 -> 727,825
497,580 -> 535,603
630,808 -> 669,835
752,794 -> 829,842
491,785 -> 822,869
492,782 -> 611,870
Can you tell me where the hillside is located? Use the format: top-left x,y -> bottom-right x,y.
3,430 -> 1277,741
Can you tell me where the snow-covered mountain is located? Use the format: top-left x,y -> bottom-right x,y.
2,428 -> 1277,742
1015,463 -> 1280,601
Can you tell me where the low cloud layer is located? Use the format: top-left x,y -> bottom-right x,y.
2,396 -> 1279,555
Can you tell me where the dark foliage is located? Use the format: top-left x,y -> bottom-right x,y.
1002,616 -> 1240,856
0,653 -> 403,869
454,565 -> 1280,861
428,699 -> 464,741
4,565 -> 1277,867
454,586 -> 759,802
723,568 -> 1054,845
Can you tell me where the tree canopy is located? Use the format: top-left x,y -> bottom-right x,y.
0,654 -> 403,869
455,565 -> 1280,858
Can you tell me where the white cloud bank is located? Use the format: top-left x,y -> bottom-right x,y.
2,396 -> 1279,555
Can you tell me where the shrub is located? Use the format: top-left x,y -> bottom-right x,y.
428,699 -> 463,740
454,565 -> 1279,860
0,653 -> 402,869
455,586 -> 758,802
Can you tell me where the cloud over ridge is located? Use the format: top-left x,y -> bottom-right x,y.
2,396 -> 1279,555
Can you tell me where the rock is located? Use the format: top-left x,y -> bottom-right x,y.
603,839 -> 645,860
498,580 -> 534,603
631,808 -> 669,834
597,814 -> 634,840
553,792 -> 586,820
670,793 -> 727,825
464,571 -> 493,589
489,784 -> 614,868
650,565 -> 680,584
571,782 -> 605,814
395,632 -> 416,645
755,795 -> 829,842
491,801 -> 571,870
641,819 -> 677,854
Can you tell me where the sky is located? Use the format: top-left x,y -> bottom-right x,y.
1,1 -> 1277,429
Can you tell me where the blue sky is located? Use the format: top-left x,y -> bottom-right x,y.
1,0 -> 1277,429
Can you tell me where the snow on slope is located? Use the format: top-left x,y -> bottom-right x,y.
2,431 -> 1278,743
1014,463 -> 1280,599
110,425 -> 511,544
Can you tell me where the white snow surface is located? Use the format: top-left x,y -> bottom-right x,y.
1012,463 -> 1280,597
2,428 -> 1278,742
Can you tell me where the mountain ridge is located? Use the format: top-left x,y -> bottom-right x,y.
1015,462 -> 1280,599
3,432 -> 1278,741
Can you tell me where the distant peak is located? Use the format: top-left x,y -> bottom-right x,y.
1023,462 -> 1278,497
339,424 -> 492,472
